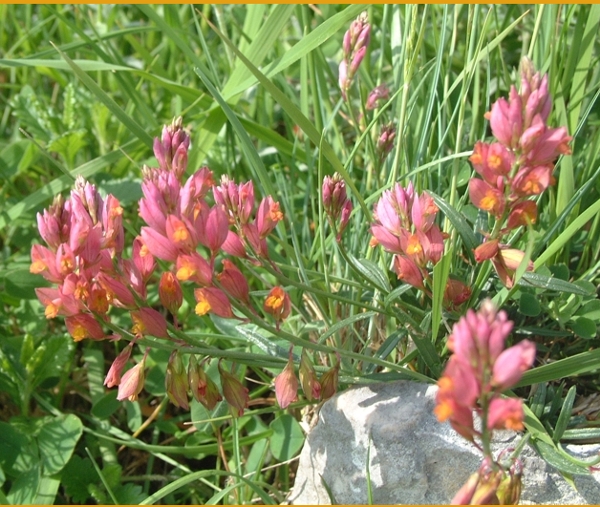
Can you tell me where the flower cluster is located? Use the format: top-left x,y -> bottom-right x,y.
138,118 -> 284,322
435,300 -> 535,504
339,11 -> 370,100
370,182 -> 470,306
31,176 -> 168,342
273,347 -> 340,409
32,117 -> 291,415
435,300 -> 536,441
469,57 -> 571,287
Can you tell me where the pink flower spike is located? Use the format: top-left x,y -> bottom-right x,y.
492,340 -> 536,391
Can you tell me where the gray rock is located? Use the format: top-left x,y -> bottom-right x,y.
289,381 -> 600,504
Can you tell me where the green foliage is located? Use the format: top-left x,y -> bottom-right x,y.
0,3 -> 599,504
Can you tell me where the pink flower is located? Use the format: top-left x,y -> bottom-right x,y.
486,87 -> 523,150
506,200 -> 538,229
213,176 -> 254,225
393,255 -> 425,290
256,197 -> 283,238
487,398 -> 525,431
194,287 -> 234,319
175,252 -> 213,285
468,178 -> 505,217
263,286 -> 291,327
492,340 -> 536,390
131,308 -> 169,339
218,260 -> 250,305
323,173 -> 353,241
195,205 -> 229,256
140,226 -> 178,262
65,313 -> 105,341
104,344 -> 133,388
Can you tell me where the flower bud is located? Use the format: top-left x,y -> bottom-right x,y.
319,352 -> 341,400
165,350 -> 189,410
274,347 -> 299,409
117,348 -> 149,401
188,355 -> 222,410
299,349 -> 321,401
159,271 -> 183,316
104,343 -> 133,388
218,360 -> 250,417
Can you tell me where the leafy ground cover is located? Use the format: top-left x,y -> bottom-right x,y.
1,4 -> 600,504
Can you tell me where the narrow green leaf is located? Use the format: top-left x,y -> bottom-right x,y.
319,311 -> 378,345
518,272 -> 594,296
552,386 -> 577,443
534,198 -> 600,269
430,191 -> 478,260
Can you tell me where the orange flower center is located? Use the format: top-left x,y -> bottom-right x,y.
195,293 -> 211,316
480,191 -> 499,212
406,235 -> 423,256
72,324 -> 88,342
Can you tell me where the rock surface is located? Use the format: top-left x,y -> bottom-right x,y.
289,381 -> 600,504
